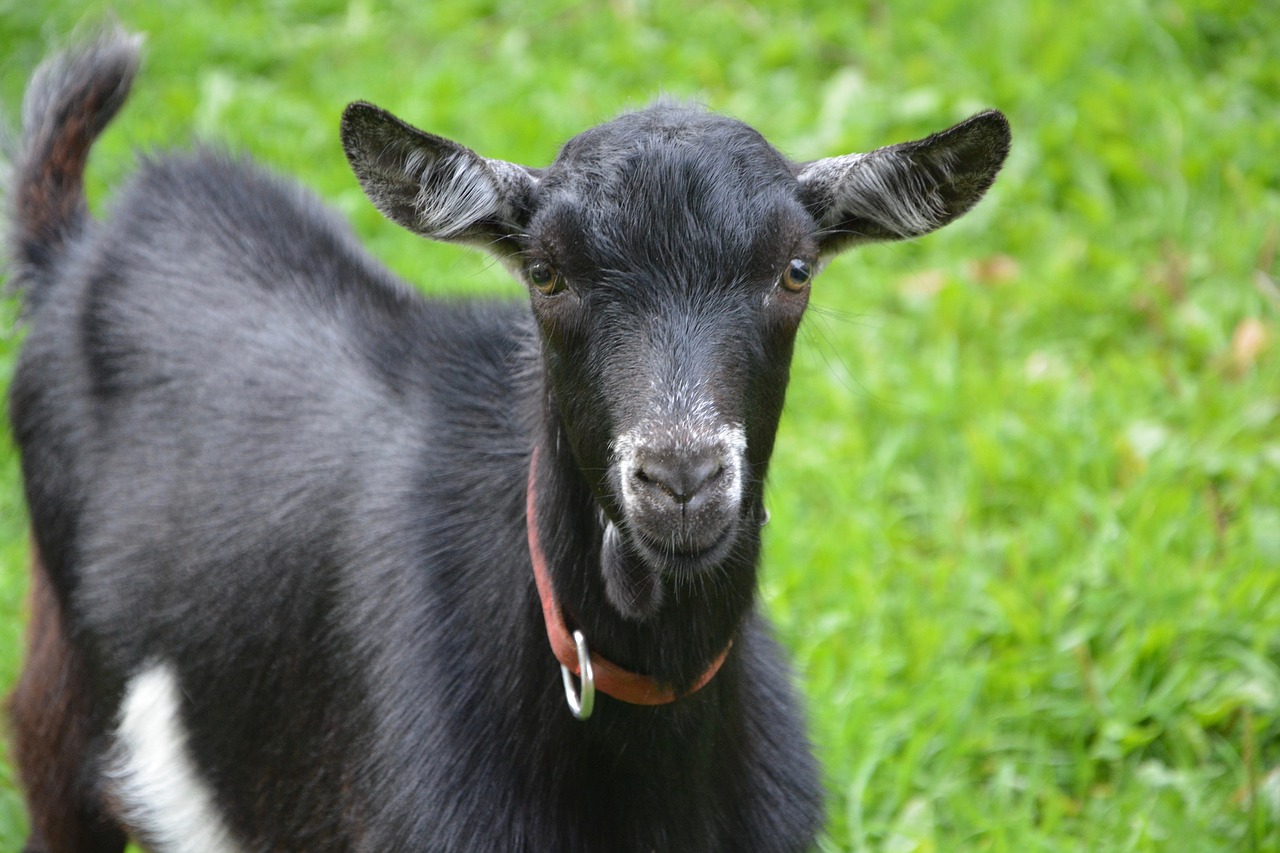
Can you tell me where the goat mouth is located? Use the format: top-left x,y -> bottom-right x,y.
626,517 -> 740,576
597,513 -> 740,620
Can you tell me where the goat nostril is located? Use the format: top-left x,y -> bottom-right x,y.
633,454 -> 725,505
689,455 -> 724,488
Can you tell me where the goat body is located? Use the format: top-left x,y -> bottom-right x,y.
5,31 -> 1009,853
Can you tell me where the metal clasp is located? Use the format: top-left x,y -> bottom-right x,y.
560,629 -> 595,721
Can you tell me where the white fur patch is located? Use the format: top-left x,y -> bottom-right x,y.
106,663 -> 244,853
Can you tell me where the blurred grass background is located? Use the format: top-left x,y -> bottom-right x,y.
1,1 -> 1277,850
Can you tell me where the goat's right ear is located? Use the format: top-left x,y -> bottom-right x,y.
340,101 -> 537,254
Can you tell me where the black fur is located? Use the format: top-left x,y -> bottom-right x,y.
6,31 -> 1008,853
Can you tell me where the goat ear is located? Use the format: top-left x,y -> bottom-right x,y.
796,110 -> 1010,256
340,101 -> 537,254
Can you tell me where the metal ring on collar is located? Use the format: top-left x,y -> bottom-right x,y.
560,629 -> 595,721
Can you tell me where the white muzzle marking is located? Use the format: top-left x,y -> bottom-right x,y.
614,421 -> 747,514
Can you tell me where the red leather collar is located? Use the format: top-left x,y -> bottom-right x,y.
526,447 -> 730,706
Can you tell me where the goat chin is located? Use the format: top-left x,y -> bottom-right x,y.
602,510 -> 744,618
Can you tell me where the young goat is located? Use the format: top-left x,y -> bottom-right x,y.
6,31 -> 1009,853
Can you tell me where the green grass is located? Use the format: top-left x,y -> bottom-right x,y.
2,1 -> 1278,850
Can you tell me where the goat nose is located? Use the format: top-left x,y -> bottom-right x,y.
633,449 -> 724,505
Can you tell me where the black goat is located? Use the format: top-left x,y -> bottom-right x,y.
5,31 -> 1009,853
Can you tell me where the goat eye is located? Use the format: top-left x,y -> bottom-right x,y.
527,260 -> 565,296
781,258 -> 813,292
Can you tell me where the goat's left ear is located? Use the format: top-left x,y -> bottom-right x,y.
796,110 -> 1011,256
340,101 -> 538,255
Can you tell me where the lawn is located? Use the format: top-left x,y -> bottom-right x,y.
1,1 -> 1277,850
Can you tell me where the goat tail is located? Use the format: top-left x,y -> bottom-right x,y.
6,28 -> 141,305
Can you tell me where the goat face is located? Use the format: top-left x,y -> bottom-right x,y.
341,100 -> 1010,616
523,107 -> 813,582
